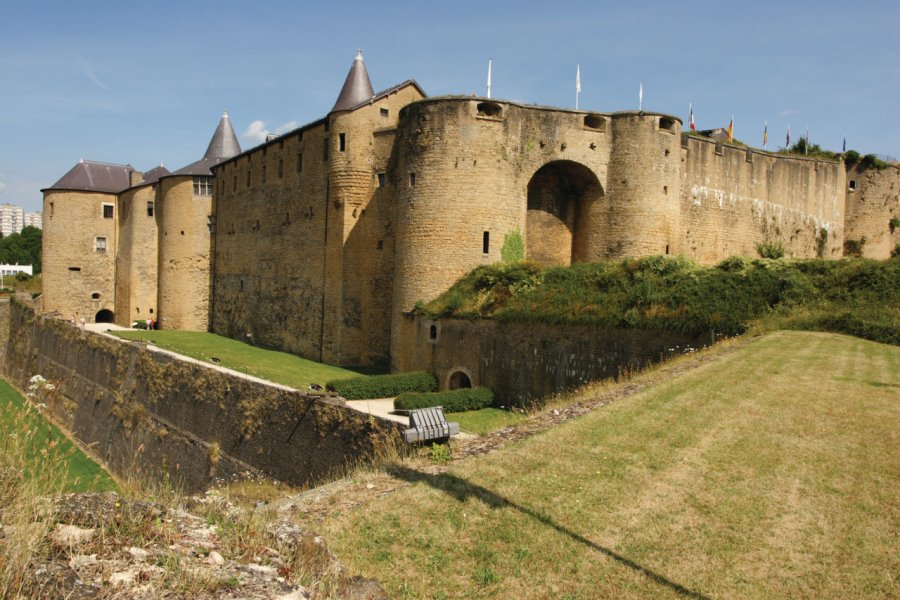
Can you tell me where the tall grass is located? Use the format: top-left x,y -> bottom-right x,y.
420,256 -> 899,344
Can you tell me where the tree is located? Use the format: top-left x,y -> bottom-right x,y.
0,226 -> 42,273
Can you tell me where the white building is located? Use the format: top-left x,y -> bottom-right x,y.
24,212 -> 42,230
0,204 -> 41,236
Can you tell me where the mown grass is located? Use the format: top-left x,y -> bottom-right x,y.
420,256 -> 899,345
315,331 -> 900,598
111,330 -> 359,389
0,379 -> 116,493
452,408 -> 528,436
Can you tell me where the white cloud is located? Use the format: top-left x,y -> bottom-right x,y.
242,120 -> 270,144
79,58 -> 109,91
242,119 -> 301,144
779,109 -> 797,118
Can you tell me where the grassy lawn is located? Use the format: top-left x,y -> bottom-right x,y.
111,330 -> 360,389
452,408 -> 528,436
0,379 -> 116,493
315,332 -> 899,599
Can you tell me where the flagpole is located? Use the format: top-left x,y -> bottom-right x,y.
639,83 -> 643,112
487,59 -> 492,99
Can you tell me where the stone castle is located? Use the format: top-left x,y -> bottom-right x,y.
42,52 -> 899,372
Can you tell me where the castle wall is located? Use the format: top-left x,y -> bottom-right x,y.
2,299 -> 403,493
157,176 -> 211,331
843,164 -> 899,258
398,316 -> 709,407
680,136 -> 845,263
390,99 -> 645,370
210,123 -> 330,360
115,184 -> 158,326
42,190 -> 118,322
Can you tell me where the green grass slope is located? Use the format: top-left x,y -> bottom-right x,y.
318,332 -> 900,598
420,256 -> 899,344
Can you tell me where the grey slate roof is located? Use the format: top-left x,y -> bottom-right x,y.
331,50 -> 375,113
43,160 -> 134,194
141,165 -> 170,184
171,112 -> 242,177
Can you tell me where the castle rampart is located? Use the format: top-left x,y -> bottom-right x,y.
843,163 -> 899,258
115,183 -> 158,326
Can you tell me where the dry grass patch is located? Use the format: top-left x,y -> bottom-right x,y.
312,331 -> 899,599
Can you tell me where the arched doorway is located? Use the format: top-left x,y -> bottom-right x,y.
526,161 -> 603,266
448,370 -> 472,390
95,309 -> 115,323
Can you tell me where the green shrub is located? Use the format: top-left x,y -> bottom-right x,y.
327,371 -> 437,400
14,272 -> 31,282
860,153 -> 890,170
843,239 -> 865,257
500,230 -> 525,263
755,240 -> 785,259
394,387 -> 494,412
892,244 -> 900,259
889,217 -> 900,234
716,256 -> 749,272
843,150 -> 860,165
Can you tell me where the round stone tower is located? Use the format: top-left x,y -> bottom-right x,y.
157,113 -> 240,331
604,112 -> 683,257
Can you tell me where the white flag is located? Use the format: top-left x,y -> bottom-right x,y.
639,83 -> 643,110
487,59 -> 492,99
576,65 -> 581,93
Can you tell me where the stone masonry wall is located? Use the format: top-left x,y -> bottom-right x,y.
115,184 -> 158,326
42,190 -> 118,322
157,177 -> 211,331
843,163 -> 899,258
680,136 -> 845,263
2,300 -> 403,493
400,315 -> 709,407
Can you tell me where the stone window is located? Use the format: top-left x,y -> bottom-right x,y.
659,117 -> 677,133
233,175 -> 237,191
848,180 -> 856,191
323,138 -> 329,161
278,159 -> 284,178
584,115 -> 606,131
409,172 -> 416,187
102,203 -> 114,219
297,153 -> 303,173
95,236 -> 107,252
380,108 -> 389,117
483,231 -> 490,254
262,165 -> 267,184
246,169 -> 251,188
429,325 -> 437,340
91,292 -> 101,300
147,202 -> 154,217
377,173 -> 386,188
339,133 -> 346,152
68,266 -> 81,272
262,146 -> 267,157
377,240 -> 383,250
193,176 -> 213,196
476,101 -> 502,118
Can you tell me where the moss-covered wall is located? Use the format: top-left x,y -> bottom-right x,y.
1,300 -> 403,492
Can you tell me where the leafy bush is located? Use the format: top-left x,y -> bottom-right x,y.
14,272 -> 31,282
889,217 -> 900,234
327,371 -> 437,400
893,244 -> 900,259
501,230 -> 525,263
716,256 -> 749,272
860,153 -> 890,170
843,239 -> 865,257
394,387 -> 494,412
755,240 -> 785,259
843,150 -> 860,165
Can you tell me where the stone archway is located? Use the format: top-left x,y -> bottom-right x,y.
526,160 -> 603,266
95,309 -> 115,323
447,370 -> 473,390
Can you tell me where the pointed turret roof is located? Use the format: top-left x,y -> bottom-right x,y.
42,160 -> 134,193
331,50 -> 375,113
172,112 -> 243,176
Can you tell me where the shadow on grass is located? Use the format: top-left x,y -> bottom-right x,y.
388,465 -> 709,599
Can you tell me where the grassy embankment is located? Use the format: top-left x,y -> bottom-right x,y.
419,256 -> 899,345
0,378 -> 116,493
314,331 -> 900,599
111,330 -> 360,389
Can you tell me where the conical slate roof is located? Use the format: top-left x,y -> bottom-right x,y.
43,160 -> 134,193
172,112 -> 242,176
331,50 -> 375,113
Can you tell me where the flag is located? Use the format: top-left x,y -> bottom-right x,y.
843,137 -> 846,152
639,83 -> 643,111
763,121 -> 768,149
726,116 -> 734,142
689,103 -> 696,131
576,65 -> 581,110
805,127 -> 809,154
487,59 -> 492,98
786,125 -> 791,148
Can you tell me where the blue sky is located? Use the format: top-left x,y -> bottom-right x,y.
2,0 -> 898,213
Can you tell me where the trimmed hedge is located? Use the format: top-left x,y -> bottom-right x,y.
394,387 -> 494,413
327,371 -> 437,400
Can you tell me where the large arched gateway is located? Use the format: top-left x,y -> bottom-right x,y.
526,160 -> 603,266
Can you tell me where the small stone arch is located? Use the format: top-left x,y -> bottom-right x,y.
446,368 -> 473,390
95,309 -> 115,323
526,160 -> 604,265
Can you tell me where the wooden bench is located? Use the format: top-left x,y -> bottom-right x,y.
403,406 -> 460,443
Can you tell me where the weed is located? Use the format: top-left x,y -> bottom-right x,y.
755,240 -> 785,259
474,565 -> 500,585
429,443 -> 451,464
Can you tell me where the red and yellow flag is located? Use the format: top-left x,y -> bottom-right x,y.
726,116 -> 734,142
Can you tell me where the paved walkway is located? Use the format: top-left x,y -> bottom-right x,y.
345,398 -> 410,425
